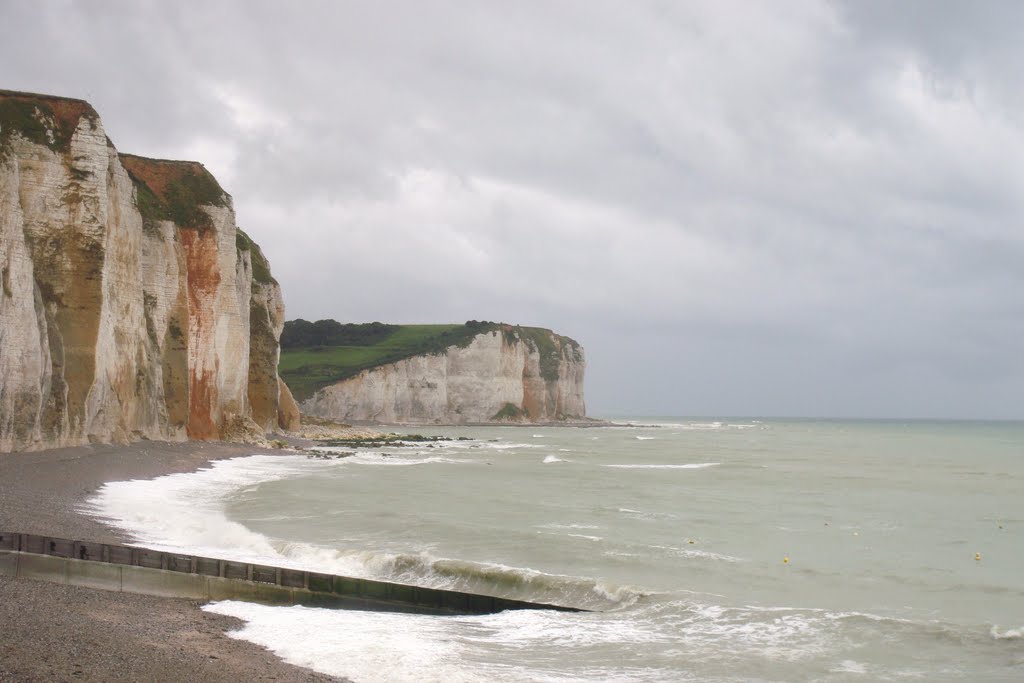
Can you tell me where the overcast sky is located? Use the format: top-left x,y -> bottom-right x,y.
4,1 -> 1022,418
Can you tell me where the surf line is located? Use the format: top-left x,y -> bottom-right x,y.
0,531 -> 587,616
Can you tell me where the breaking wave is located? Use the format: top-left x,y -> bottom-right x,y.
203,595 -> 995,683
85,454 -> 639,611
991,626 -> 1024,640
351,551 -> 640,610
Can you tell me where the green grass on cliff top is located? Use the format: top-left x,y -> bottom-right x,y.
280,320 -> 581,401
280,324 -> 466,401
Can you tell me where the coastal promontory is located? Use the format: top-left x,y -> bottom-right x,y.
0,90 -> 298,452
281,320 -> 587,424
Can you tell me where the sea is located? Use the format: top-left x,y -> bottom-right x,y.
87,419 -> 1024,682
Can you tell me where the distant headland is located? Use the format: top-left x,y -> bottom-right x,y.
281,320 -> 590,424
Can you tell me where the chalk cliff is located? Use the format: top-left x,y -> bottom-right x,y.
0,90 -> 294,452
301,327 -> 586,424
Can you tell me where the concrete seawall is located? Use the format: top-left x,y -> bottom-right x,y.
0,531 -> 582,615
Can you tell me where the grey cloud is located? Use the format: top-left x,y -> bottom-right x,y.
2,0 -> 1022,418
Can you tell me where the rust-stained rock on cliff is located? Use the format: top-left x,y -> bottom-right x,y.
0,90 -> 293,451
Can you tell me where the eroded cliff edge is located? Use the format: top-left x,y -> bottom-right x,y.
298,324 -> 587,424
0,90 -> 298,452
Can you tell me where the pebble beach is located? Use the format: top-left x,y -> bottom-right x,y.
0,440 -> 347,683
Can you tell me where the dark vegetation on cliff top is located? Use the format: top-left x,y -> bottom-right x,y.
282,319 -> 402,348
235,229 -> 277,285
1,92 -> 267,284
120,154 -> 229,233
0,90 -> 99,155
280,319 -> 581,401
0,91 -> 231,235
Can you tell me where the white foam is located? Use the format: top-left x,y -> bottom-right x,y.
614,507 -> 678,521
203,599 -> 674,682
543,455 -> 568,464
635,436 -> 656,440
84,455 -> 322,561
604,463 -> 720,470
829,660 -> 868,674
991,625 -> 1024,640
648,544 -> 745,563
194,564 -> 944,682
204,601 -> 478,683
642,601 -> 849,662
344,453 -> 466,467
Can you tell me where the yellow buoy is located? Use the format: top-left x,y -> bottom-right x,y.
975,552 -> 981,561
688,539 -> 695,545
783,556 -> 790,564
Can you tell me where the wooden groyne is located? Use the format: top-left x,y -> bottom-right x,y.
0,531 -> 582,615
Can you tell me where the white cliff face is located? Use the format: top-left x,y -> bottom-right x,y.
302,329 -> 586,424
0,91 -> 291,451
0,143 -> 51,448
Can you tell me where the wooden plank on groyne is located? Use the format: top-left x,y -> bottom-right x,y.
0,531 -> 583,615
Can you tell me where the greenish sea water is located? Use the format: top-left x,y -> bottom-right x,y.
92,419 -> 1024,681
